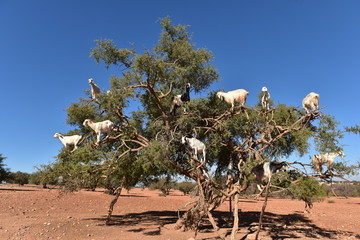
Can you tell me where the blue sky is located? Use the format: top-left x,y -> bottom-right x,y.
1,1 -> 359,177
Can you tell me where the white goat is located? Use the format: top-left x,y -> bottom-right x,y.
302,92 -> 320,113
311,151 -> 345,174
181,136 -> 206,162
88,78 -> 101,100
53,133 -> 82,153
83,119 -> 114,145
261,86 -> 271,110
251,161 -> 288,191
216,89 -> 249,110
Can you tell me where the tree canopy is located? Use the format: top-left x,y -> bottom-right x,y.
43,17 -> 359,238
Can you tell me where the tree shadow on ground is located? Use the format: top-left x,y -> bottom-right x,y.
87,210 -> 180,227
87,211 -> 176,237
212,211 -> 360,239
0,188 -> 37,192
86,210 -> 360,239
106,194 -> 146,198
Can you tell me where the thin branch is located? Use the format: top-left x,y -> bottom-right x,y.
255,180 -> 271,240
157,82 -> 174,99
129,83 -> 148,89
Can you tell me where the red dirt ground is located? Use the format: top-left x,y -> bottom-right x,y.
1,184 -> 359,240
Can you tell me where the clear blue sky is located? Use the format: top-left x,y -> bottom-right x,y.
1,1 -> 359,177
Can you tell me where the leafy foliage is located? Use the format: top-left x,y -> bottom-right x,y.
290,177 -> 326,204
328,183 -> 360,197
314,115 -> 344,153
7,171 -> 30,186
148,176 -> 176,195
0,154 -> 9,182
175,181 -> 196,195
345,125 -> 360,135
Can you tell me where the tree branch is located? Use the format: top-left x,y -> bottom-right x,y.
157,82 -> 174,99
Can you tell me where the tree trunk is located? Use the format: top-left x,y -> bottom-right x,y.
174,199 -> 207,231
106,186 -> 123,225
255,180 -> 271,240
175,172 -> 228,240
106,177 -> 126,225
231,193 -> 239,240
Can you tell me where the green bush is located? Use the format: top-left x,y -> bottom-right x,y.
29,172 -> 42,185
148,177 -> 175,195
290,177 -> 326,206
175,181 -> 196,195
356,182 -> 360,196
328,183 -> 359,197
7,171 -> 30,186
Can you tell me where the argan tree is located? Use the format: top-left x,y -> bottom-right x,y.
47,17 -> 359,239
0,154 -> 9,182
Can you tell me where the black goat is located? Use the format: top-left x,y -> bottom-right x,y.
251,161 -> 288,191
169,83 -> 191,115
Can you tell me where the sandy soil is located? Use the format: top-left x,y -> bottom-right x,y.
0,184 -> 359,240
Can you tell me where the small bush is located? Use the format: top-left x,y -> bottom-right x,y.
7,171 -> 30,186
148,177 -> 175,195
175,181 -> 196,195
356,182 -> 360,196
290,177 -> 326,207
328,183 -> 359,197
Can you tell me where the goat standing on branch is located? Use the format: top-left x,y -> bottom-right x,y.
181,136 -> 206,163
302,92 -> 320,113
311,151 -> 345,174
83,119 -> 114,146
216,88 -> 249,111
88,78 -> 101,101
170,83 -> 191,116
251,161 -> 289,191
261,86 -> 271,110
53,133 -> 82,153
